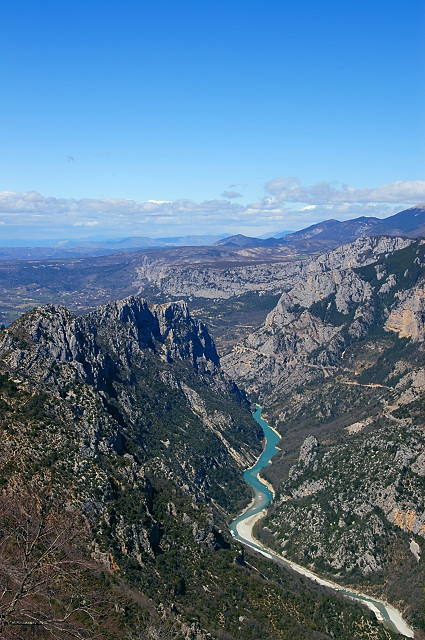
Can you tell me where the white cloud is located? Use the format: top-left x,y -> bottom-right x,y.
0,191 -> 247,236
264,178 -> 425,205
221,190 -> 243,199
0,178 -> 422,240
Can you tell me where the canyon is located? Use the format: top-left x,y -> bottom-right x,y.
1,207 -> 424,639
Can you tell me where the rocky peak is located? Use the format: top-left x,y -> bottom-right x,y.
150,300 -> 219,368
84,296 -> 219,370
0,296 -> 220,384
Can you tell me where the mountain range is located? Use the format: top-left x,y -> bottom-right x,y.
0,234 -> 231,261
216,205 -> 425,251
2,204 -> 424,261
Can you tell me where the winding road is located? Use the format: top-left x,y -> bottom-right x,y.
229,406 -> 415,638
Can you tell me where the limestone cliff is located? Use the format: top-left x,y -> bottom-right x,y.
136,235 -> 412,302
385,281 -> 425,341
223,238 -> 424,396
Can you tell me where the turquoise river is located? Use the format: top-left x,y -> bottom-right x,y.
229,406 -> 414,638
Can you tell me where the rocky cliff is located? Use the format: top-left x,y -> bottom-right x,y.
135,235 -> 412,302
0,296 -> 261,507
222,236 -> 421,394
222,238 -> 425,632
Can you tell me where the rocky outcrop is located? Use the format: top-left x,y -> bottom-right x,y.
222,238 -> 425,397
385,281 -> 425,341
0,296 -> 262,547
0,297 -> 220,380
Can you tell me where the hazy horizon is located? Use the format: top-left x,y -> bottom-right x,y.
1,203 -> 424,248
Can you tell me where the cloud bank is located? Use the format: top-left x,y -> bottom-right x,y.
264,178 -> 425,205
0,179 -> 424,241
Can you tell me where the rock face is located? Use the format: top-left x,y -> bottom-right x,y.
0,295 -> 265,583
223,237 -> 425,628
136,235 -> 412,302
0,297 -> 219,377
138,259 -> 304,299
385,281 -> 425,341
223,237 -> 423,396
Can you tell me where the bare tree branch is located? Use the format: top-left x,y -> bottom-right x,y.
0,490 -> 101,639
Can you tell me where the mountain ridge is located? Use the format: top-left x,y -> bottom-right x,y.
216,205 -> 425,250
2,204 -> 424,261
0,295 -> 396,639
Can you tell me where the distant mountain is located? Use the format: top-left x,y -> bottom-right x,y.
155,233 -> 231,246
259,230 -> 292,239
374,204 -> 425,236
215,205 -> 425,252
0,233 -> 231,260
215,234 -> 276,247
4,206 -> 424,260
281,205 -> 425,250
280,217 -> 382,249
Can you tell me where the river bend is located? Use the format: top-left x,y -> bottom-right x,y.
229,406 -> 414,638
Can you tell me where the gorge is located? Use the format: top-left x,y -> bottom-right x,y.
0,296 -> 401,640
230,407 -> 415,638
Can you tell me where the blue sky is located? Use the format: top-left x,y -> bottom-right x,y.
1,0 -> 425,242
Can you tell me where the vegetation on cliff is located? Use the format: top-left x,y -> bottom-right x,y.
0,298 -> 395,639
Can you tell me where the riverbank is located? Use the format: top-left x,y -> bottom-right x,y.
235,509 -> 265,546
238,509 -> 414,637
256,473 -> 275,497
254,404 -> 282,445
